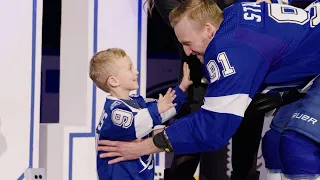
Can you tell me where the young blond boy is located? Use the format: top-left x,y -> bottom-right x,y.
89,48 -> 192,180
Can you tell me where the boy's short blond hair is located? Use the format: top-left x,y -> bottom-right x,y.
89,48 -> 127,92
169,0 -> 223,28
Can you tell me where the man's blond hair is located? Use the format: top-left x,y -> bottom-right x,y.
89,48 -> 127,92
169,0 -> 223,28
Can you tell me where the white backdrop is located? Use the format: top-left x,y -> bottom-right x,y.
0,0 -> 43,179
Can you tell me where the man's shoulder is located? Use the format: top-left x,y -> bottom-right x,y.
205,36 -> 245,60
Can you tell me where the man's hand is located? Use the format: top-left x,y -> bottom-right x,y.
157,88 -> 177,114
97,138 -> 163,164
179,62 -> 193,92
97,139 -> 143,164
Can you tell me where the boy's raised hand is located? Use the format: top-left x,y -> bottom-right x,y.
157,88 -> 177,114
179,62 -> 193,92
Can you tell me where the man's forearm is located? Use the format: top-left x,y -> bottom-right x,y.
165,108 -> 243,154
140,138 -> 164,156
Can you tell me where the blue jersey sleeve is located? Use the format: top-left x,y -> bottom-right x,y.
165,43 -> 270,154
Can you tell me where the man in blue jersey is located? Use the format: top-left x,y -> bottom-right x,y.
97,0 -> 320,179
149,0 -> 290,179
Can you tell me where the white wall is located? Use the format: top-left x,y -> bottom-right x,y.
0,0 -> 43,179
39,0 -> 150,179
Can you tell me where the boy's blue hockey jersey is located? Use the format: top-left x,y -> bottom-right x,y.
165,1 -> 320,154
96,86 -> 187,179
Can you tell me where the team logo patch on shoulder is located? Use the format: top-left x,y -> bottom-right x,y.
111,109 -> 133,128
110,101 -> 122,110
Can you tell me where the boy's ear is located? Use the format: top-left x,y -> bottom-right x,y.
107,76 -> 120,87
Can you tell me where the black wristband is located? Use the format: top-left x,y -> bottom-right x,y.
153,131 -> 172,152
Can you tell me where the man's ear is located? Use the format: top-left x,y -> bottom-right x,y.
204,23 -> 216,39
107,76 -> 120,88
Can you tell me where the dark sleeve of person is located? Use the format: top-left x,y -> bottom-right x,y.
154,0 -> 184,26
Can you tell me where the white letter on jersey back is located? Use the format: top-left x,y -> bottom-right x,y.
242,2 -> 262,22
